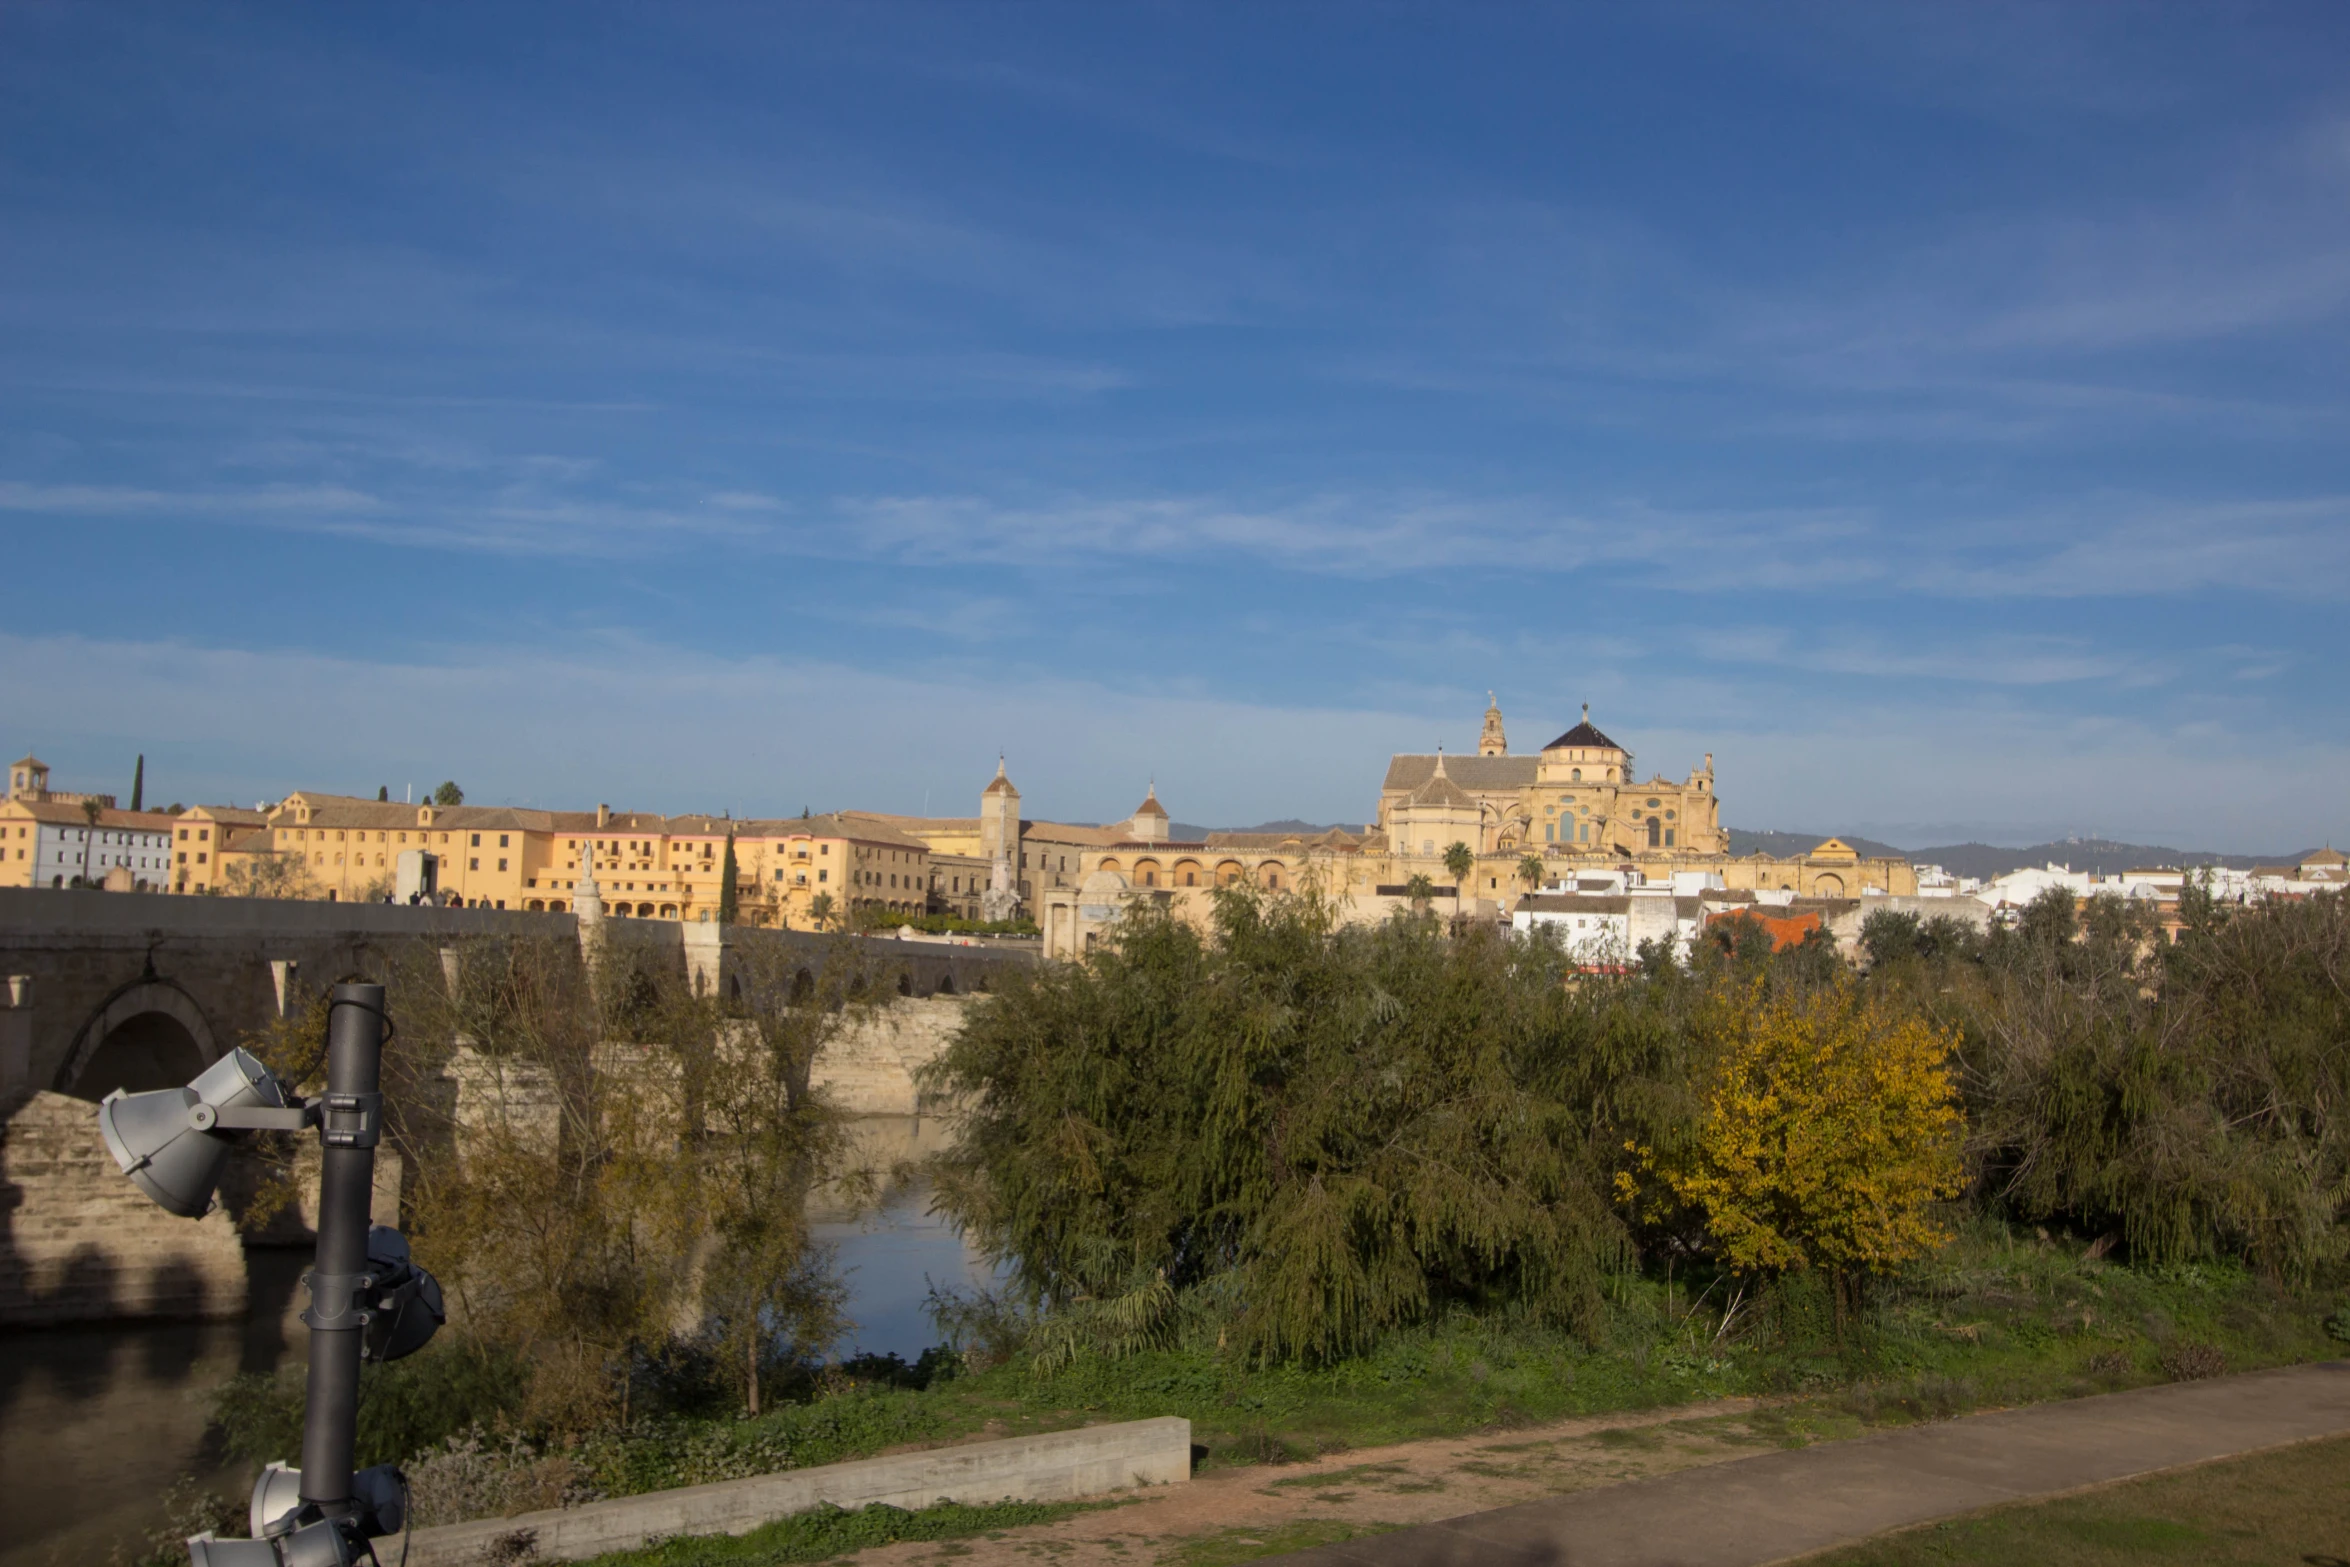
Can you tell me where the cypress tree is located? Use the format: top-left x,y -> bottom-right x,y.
130,755 -> 144,812
378,785 -> 389,802
718,832 -> 739,925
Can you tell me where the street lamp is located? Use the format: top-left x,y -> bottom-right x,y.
99,983 -> 443,1566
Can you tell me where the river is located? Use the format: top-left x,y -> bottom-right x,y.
0,1130 -> 994,1567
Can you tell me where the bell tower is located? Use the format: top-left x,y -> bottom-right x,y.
1478,694 -> 1507,757
979,757 -> 1021,862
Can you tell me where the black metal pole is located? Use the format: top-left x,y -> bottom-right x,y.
298,982 -> 385,1518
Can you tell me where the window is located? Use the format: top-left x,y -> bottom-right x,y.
499,834 -> 509,847
818,869 -> 828,882
179,828 -> 189,840
469,857 -> 479,870
1665,829 -> 1676,847
1571,768 -> 1581,781
470,833 -> 481,847
497,858 -> 508,871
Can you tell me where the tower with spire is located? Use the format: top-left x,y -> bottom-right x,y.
1479,693 -> 1507,757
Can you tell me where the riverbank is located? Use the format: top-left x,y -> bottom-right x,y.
221,1223 -> 2342,1541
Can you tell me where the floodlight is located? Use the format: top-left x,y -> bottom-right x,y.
100,983 -> 432,1567
99,1047 -> 290,1216
359,1225 -> 445,1363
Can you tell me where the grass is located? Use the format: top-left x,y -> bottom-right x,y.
679,1219 -> 2338,1483
1802,1434 -> 2350,1564
573,1499 -> 1103,1566
210,1222 -> 2350,1527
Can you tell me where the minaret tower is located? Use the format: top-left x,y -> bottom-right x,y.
1479,693 -> 1508,757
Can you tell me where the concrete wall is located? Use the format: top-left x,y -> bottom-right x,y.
0,1090 -> 249,1325
401,1416 -> 1192,1567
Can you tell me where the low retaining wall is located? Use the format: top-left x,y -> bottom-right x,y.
403,1416 -> 1192,1567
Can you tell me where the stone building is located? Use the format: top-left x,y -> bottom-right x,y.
1041,697 -> 1916,954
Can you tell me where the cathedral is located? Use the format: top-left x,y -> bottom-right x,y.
1378,697 -> 1727,863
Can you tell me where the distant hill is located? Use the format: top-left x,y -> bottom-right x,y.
1727,829 -> 1910,862
1729,830 -> 2319,883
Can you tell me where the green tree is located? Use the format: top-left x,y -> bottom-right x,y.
1442,840 -> 1475,892
1517,854 -> 1544,891
717,832 -> 739,925
432,781 -> 465,807
808,892 -> 836,931
81,797 -> 101,827
378,785 -> 390,802
1402,872 -> 1436,908
925,891 -> 1643,1365
130,754 -> 144,812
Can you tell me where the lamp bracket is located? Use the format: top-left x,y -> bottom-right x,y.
203,1103 -> 315,1133
301,1269 -> 379,1333
319,1091 -> 382,1149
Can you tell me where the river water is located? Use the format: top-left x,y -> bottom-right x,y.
0,1128 -> 995,1567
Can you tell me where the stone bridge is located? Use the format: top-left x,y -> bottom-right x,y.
0,889 -> 1035,1327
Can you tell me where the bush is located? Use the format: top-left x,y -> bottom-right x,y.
1636,980 -> 1965,1316
1961,889 -> 2350,1278
212,1338 -> 531,1469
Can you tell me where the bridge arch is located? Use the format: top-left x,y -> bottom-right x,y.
55,977 -> 222,1100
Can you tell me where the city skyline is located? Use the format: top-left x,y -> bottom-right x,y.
4,5 -> 2347,851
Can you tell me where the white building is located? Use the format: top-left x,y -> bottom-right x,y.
0,798 -> 177,890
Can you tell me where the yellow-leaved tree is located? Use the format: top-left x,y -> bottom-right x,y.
1640,981 -> 1966,1325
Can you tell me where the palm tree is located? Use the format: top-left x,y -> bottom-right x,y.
1402,872 -> 1436,910
808,892 -> 836,931
1517,854 -> 1544,891
1442,841 -> 1475,898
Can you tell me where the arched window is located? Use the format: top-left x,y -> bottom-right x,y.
1571,768 -> 1581,781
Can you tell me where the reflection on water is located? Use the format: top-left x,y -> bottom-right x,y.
0,1249 -> 308,1567
812,1179 -> 1002,1363
0,1119 -> 986,1563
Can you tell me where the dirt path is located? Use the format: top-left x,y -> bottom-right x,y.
849,1397 -> 1835,1566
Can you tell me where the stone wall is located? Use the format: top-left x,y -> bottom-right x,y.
810,994 -> 976,1116
0,890 -> 1034,1327
0,1090 -> 249,1326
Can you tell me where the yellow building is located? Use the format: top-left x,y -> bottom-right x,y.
1041,698 -> 1914,954
170,805 -> 269,893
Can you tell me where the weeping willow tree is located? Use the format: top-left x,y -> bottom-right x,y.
925,889 -> 1695,1365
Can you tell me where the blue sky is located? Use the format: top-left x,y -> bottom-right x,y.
3,3 -> 2347,850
